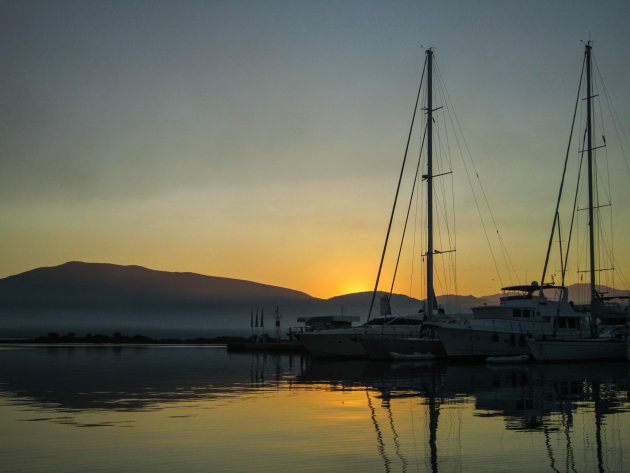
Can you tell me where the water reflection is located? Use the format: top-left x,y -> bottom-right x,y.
298,359 -> 629,430
0,345 -> 305,412
0,345 -> 628,472
299,358 -> 629,473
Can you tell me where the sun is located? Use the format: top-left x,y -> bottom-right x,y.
338,281 -> 370,296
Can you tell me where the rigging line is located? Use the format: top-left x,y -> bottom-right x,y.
431,129 -> 451,296
434,127 -> 457,261
593,68 -> 618,291
593,71 -> 614,204
557,212 -> 564,286
562,135 -> 585,286
409,153 -> 422,303
367,57 -> 426,321
540,52 -> 586,293
595,58 -> 630,179
433,188 -> 455,296
434,67 -> 460,255
435,63 -> 511,285
454,135 -> 504,285
389,125 -> 427,300
435,74 -> 459,295
428,66 -> 458,297
435,65 -> 510,266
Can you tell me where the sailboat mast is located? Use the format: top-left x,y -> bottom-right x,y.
426,48 -> 434,320
585,42 -> 600,338
585,43 -> 597,309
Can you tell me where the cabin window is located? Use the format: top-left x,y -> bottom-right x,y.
557,317 -> 581,329
566,318 -> 580,329
513,308 -> 533,318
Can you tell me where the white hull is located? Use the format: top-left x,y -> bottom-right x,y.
438,324 -> 532,358
359,336 -> 445,360
527,338 -> 627,361
299,323 -> 424,358
299,331 -> 367,357
437,309 -> 590,358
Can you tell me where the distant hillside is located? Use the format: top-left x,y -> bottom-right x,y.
1,262 -> 627,339
327,292 -> 492,317
0,261 -> 313,310
0,262 -> 323,338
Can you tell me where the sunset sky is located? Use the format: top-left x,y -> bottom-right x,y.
2,0 -> 629,299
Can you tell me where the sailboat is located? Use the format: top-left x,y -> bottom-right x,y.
300,48 -> 455,358
436,45 -> 630,360
298,294 -> 425,357
527,42 -> 627,361
359,48 -> 453,360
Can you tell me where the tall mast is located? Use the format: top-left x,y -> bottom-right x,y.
585,41 -> 598,336
426,48 -> 434,320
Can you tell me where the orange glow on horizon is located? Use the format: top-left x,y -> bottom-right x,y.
337,281 -> 372,297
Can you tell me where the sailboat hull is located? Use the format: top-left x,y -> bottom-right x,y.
527,338 -> 626,362
299,331 -> 367,357
299,321 -> 426,358
359,337 -> 446,360
438,324 -> 533,358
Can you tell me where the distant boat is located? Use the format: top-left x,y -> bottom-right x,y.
526,42 -> 628,362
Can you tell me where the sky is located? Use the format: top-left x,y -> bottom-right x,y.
2,0 -> 630,299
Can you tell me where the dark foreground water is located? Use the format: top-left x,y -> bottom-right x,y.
0,345 -> 628,473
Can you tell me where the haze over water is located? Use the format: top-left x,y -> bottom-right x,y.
1,345 -> 628,473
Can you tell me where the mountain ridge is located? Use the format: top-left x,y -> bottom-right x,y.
1,262 -> 627,338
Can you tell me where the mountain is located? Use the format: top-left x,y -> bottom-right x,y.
1,262 -> 627,339
326,292 -> 491,317
0,262 -> 462,338
0,262 -> 323,338
0,261 -> 313,310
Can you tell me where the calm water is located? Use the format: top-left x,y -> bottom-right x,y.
0,345 -> 628,473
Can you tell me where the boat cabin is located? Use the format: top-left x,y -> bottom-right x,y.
471,282 -> 584,325
296,315 -> 361,331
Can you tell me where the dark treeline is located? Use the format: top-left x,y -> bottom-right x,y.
1,332 -> 246,345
